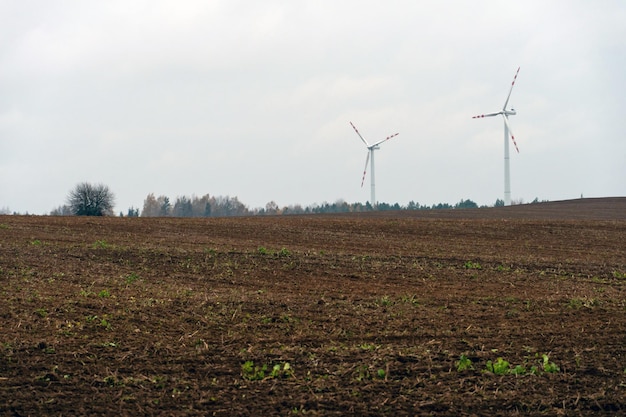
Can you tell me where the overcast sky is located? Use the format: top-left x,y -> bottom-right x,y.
1,1 -> 625,214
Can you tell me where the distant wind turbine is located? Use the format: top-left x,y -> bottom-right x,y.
350,122 -> 399,208
473,67 -> 521,206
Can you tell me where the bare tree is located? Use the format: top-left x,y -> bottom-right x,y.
67,182 -> 115,216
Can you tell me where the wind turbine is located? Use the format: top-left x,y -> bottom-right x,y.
473,67 -> 521,206
350,122 -> 399,208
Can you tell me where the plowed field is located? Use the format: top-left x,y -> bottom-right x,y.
1,198 -> 625,416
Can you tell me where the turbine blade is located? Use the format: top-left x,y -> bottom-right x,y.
361,152 -> 370,188
502,115 -> 520,153
472,112 -> 501,119
350,121 -> 369,147
502,66 -> 520,111
371,132 -> 399,147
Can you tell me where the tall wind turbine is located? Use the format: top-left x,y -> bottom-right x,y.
473,67 -> 521,206
350,122 -> 399,208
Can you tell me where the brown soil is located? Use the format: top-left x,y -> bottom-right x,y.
1,198 -> 625,416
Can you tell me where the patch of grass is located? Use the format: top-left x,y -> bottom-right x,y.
568,297 -> 599,309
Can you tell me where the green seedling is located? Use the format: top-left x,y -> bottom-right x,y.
456,354 -> 474,371
485,357 -> 510,375
464,261 -> 482,270
541,354 -> 559,373
242,361 -> 267,380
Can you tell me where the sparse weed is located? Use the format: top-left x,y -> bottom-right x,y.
92,240 -> 110,249
400,294 -> 420,306
359,343 -> 379,351
568,297 -> 599,309
98,289 -> 111,298
354,365 -> 371,381
613,270 -> 626,279
376,295 -> 394,307
125,272 -> 140,285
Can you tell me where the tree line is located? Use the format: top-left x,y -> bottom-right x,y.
36,182 -> 545,217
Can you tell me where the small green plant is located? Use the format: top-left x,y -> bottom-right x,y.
456,354 -> 474,371
277,247 -> 291,257
377,295 -> 394,307
568,297 -> 599,309
464,261 -> 482,270
98,289 -> 111,298
270,362 -> 292,378
376,369 -> 386,379
125,272 -> 140,285
541,354 -> 560,373
511,364 -> 527,375
30,239 -> 42,246
92,240 -> 110,249
485,357 -> 510,375
242,361 -> 267,380
400,294 -> 420,306
612,270 -> 626,279
355,365 -> 371,381
359,343 -> 379,351
257,246 -> 268,255
35,308 -> 48,318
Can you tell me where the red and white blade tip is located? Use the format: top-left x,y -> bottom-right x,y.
510,134 -> 519,153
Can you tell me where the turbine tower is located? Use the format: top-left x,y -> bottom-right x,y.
473,67 -> 521,206
350,122 -> 399,208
